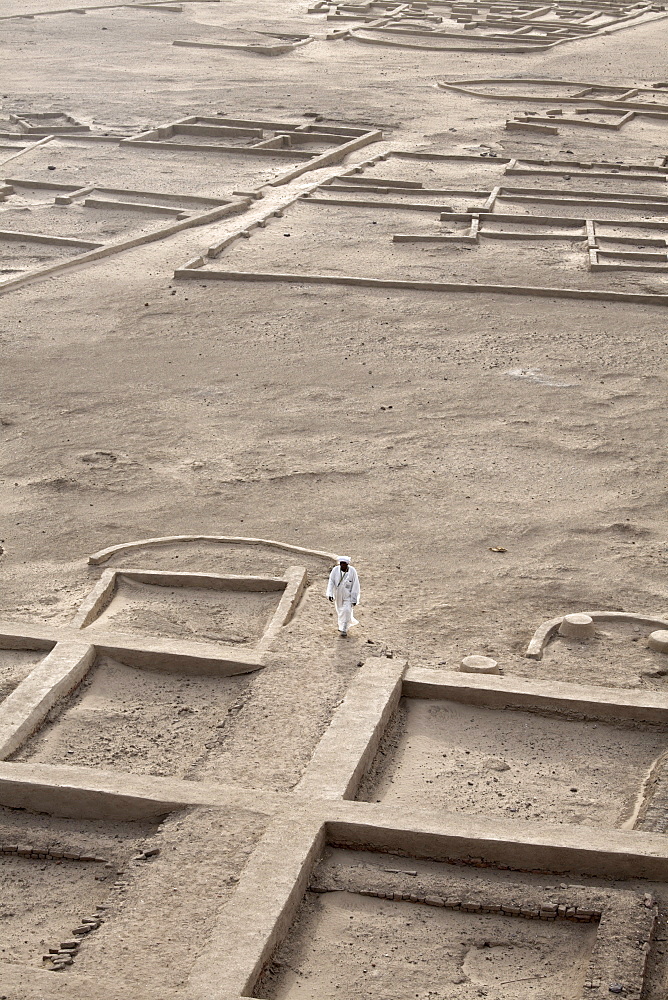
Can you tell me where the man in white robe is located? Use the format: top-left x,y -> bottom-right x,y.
327,556 -> 360,638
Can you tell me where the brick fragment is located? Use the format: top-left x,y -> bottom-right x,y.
424,896 -> 445,907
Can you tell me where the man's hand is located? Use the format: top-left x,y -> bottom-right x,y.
328,596 -> 333,602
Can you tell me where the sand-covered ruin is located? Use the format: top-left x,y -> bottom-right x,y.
1,0 -> 668,998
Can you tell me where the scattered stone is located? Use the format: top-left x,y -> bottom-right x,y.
136,846 -> 161,860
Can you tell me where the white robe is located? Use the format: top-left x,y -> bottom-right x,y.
326,565 -> 360,632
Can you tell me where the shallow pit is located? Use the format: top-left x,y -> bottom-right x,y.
87,576 -> 281,644
358,697 -> 666,827
256,887 -> 596,1000
0,806 -> 152,969
12,654 -> 251,778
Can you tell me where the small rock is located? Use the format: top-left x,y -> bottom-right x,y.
483,757 -> 510,772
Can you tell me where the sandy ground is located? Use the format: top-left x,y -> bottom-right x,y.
359,698 -> 667,827
0,647 -> 46,701
1,1 -> 668,998
89,576 -> 279,643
